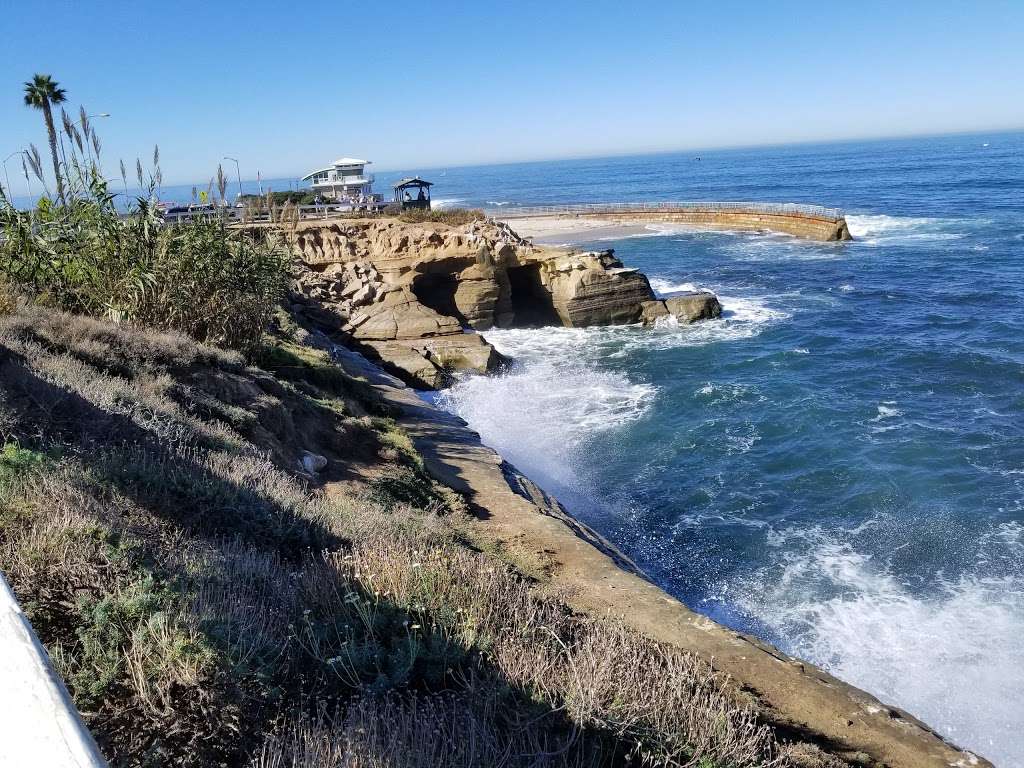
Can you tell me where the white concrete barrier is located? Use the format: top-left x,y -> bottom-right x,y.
0,573 -> 107,767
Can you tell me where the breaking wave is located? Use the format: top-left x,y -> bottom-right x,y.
433,327 -> 656,496
730,522 -> 1024,765
430,197 -> 466,209
845,214 -> 967,245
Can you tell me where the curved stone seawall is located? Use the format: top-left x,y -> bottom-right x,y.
496,203 -> 853,241
604,209 -> 852,241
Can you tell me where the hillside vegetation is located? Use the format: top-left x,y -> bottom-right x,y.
0,112 -> 838,765
0,298 -> 847,767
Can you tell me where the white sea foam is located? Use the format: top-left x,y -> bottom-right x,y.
649,277 -> 702,297
845,214 -> 966,246
434,289 -> 788,488
434,328 -> 656,494
846,213 -> 938,237
839,284 -> 855,293
430,197 -> 466,209
871,402 -> 901,421
733,523 -> 1024,765
486,200 -> 511,206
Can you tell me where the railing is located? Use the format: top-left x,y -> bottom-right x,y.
488,201 -> 845,222
313,174 -> 374,186
1,573 -> 107,767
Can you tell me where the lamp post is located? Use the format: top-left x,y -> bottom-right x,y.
224,156 -> 243,201
2,150 -> 26,204
80,113 -> 110,168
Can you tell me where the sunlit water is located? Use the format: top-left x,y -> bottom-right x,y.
47,135 -> 1020,762
420,133 -> 1024,764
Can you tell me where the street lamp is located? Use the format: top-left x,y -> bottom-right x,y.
223,156 -> 243,201
78,112 -> 111,126
79,113 -> 110,165
2,150 -> 27,204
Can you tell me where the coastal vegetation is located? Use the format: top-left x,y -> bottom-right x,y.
0,305 -> 816,767
241,190 -> 319,206
3,79 -> 289,353
396,205 -> 486,225
0,76 -> 849,767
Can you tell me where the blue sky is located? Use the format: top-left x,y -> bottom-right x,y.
1,0 -> 1022,186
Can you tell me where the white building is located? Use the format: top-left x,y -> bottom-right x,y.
301,157 -> 380,203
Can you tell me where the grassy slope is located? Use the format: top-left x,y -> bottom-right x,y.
0,302 -> 836,768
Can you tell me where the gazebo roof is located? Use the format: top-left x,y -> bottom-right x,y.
393,177 -> 433,189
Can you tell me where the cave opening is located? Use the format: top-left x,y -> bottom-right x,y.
411,271 -> 466,326
507,264 -> 561,327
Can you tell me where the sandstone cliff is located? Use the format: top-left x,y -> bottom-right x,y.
287,217 -> 721,387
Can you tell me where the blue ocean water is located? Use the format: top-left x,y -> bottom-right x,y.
424,133 -> 1024,765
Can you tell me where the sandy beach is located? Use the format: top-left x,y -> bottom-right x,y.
495,214 -> 657,244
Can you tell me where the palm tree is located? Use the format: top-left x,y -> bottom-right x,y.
23,74 -> 67,202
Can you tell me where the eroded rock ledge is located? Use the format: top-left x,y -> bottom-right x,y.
286,217 -> 720,387
320,336 -> 989,768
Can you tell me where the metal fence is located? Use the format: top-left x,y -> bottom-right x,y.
488,201 -> 844,221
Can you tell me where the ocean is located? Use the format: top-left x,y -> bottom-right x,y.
416,133 -> 1023,764
12,132 -> 1020,762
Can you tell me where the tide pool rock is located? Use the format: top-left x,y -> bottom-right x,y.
641,292 -> 722,325
541,251 -> 657,326
664,292 -> 722,323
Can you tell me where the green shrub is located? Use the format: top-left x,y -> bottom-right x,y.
0,442 -> 46,488
0,279 -> 15,315
0,167 -> 288,353
397,207 -> 485,226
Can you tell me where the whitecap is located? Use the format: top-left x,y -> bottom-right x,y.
871,403 -> 902,421
431,197 -> 466,209
733,524 -> 1024,764
649,277 -> 702,297
845,214 -> 966,246
434,327 -> 656,495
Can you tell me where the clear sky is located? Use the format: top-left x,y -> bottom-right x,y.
2,0 -> 1022,186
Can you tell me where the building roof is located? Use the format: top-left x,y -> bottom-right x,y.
393,177 -> 433,189
301,157 -> 371,181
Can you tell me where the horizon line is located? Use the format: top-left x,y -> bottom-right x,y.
172,124 -> 1024,186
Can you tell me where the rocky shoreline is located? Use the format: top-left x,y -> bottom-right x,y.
286,217 -> 721,388
281,215 -> 986,767
320,321 -> 985,768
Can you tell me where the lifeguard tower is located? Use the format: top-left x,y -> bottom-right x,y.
393,177 -> 433,210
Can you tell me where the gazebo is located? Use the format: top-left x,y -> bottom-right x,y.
393,177 -> 433,210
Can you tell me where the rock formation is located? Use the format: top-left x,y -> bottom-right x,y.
641,292 -> 723,325
286,217 -> 720,388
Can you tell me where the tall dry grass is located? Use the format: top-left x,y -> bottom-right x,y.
0,306 -> 837,767
0,124 -> 289,352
